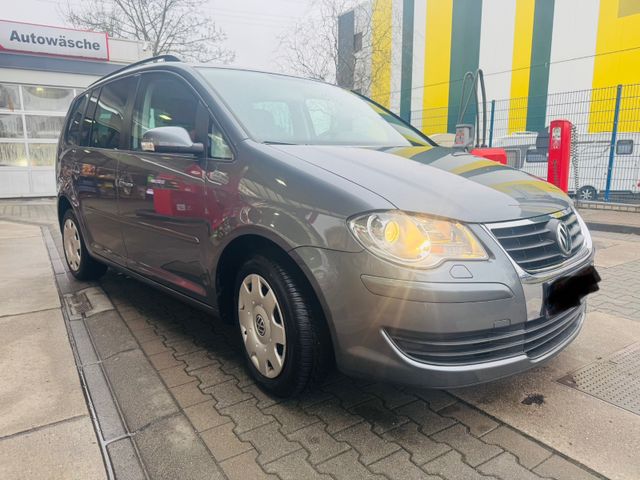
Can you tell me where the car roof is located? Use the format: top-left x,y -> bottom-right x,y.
87,55 -> 330,91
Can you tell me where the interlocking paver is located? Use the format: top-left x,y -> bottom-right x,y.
382,422 -> 451,466
200,422 -> 254,461
183,399 -> 230,432
439,403 -> 499,437
176,350 -> 218,372
139,338 -> 171,356
158,365 -> 195,388
170,380 -> 212,408
533,454 -> 601,480
238,421 -> 302,464
263,401 -> 320,434
305,399 -> 364,434
220,449 -> 278,480
396,400 -> 456,435
317,449 -> 386,480
204,379 -> 253,409
479,452 -> 545,480
322,378 -> 375,408
287,422 -> 351,465
334,421 -> 401,465
411,388 -> 457,412
190,363 -> 234,388
219,399 -> 274,434
370,450 -> 443,480
148,350 -> 184,370
423,450 -> 497,480
362,382 -> 417,409
264,449 -> 333,480
481,425 -> 552,469
350,399 -> 410,434
432,424 -> 503,467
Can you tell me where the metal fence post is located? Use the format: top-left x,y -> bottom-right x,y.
488,100 -> 495,147
604,84 -> 622,202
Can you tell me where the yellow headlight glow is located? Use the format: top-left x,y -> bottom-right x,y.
350,211 -> 488,268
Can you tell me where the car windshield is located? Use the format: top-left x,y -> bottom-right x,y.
197,68 -> 432,147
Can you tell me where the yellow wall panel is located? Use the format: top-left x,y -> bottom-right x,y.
590,0 -> 640,132
421,0 -> 453,135
508,0 -> 535,133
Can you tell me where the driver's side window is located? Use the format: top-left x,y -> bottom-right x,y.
131,73 -> 199,150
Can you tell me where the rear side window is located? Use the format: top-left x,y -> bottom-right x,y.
80,89 -> 99,147
65,93 -> 88,145
91,77 -> 135,149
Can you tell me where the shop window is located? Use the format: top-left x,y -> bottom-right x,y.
0,84 -> 20,111
25,115 -> 66,139
132,73 -> 199,150
91,77 -> 135,149
0,143 -> 28,167
0,114 -> 24,138
22,85 -> 74,112
28,144 -> 57,167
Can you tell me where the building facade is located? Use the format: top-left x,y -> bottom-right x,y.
0,20 -> 147,198
337,0 -> 640,136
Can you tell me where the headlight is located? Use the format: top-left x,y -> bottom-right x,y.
348,211 -> 488,268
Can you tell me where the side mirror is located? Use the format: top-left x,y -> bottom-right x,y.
141,126 -> 204,155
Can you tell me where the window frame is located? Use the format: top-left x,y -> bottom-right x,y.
131,70 -> 235,162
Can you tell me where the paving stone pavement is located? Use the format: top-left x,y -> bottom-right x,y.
1,202 -> 613,480
84,267 -> 601,480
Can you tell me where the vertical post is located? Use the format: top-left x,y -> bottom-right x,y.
488,100 -> 496,147
604,84 -> 622,202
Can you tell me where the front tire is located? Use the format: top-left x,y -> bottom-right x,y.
234,254 -> 329,397
61,209 -> 107,281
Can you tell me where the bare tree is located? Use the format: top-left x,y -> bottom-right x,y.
62,0 -> 234,63
277,0 -> 397,94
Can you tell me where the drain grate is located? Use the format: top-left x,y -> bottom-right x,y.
64,291 -> 93,317
558,343 -> 640,416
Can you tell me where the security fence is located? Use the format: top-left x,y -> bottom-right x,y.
412,83 -> 640,205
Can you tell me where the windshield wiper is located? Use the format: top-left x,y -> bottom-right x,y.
264,141 -> 295,145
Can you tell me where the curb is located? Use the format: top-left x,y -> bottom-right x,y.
585,221 -> 640,236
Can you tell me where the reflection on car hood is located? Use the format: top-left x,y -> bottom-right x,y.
272,144 -> 572,223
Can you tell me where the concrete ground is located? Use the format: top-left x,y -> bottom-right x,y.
1,198 -> 639,480
0,220 -> 106,479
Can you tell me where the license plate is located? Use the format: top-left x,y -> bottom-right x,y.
545,265 -> 601,316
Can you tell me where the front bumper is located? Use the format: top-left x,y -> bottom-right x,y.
292,213 -> 595,388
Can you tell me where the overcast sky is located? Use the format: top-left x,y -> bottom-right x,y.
4,0 -> 316,72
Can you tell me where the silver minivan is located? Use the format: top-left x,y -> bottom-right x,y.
57,57 -> 600,396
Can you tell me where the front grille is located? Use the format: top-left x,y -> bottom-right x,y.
387,304 -> 584,366
489,210 -> 584,271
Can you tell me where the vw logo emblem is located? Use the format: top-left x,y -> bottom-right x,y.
255,314 -> 266,337
556,222 -> 572,256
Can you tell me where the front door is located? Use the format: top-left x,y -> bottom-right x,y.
117,72 -> 210,299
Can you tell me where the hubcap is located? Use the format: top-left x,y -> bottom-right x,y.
238,274 -> 286,378
63,218 -> 82,272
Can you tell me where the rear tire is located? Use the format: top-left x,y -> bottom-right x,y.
576,185 -> 597,201
61,209 -> 107,281
234,253 -> 330,397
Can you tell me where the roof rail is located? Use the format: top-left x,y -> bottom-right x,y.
88,54 -> 181,87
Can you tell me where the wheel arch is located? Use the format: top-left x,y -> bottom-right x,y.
57,195 -> 73,227
215,233 -> 336,364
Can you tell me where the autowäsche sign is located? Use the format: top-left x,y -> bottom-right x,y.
0,20 -> 109,61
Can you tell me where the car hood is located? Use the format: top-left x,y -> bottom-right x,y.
272,144 -> 572,223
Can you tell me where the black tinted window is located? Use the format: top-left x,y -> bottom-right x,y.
66,93 -> 88,145
80,89 -> 99,147
132,73 -> 199,150
91,77 -> 135,149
